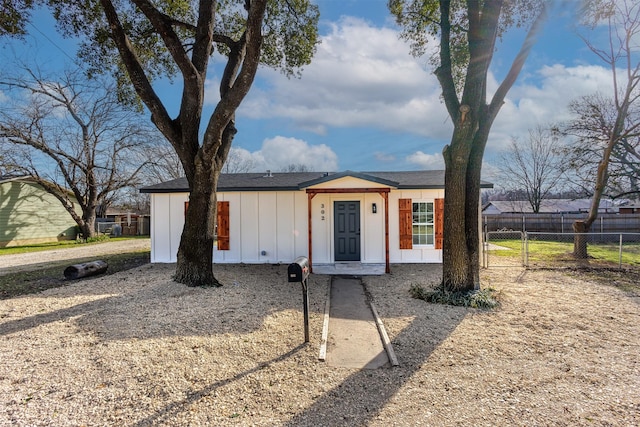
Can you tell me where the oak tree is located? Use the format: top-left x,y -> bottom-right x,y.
390,0 -> 548,291
36,0 -> 319,286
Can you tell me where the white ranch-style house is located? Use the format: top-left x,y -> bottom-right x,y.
140,170 -> 492,273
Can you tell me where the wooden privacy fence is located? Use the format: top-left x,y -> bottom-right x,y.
483,213 -> 640,233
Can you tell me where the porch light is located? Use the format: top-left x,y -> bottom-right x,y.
372,203 -> 377,214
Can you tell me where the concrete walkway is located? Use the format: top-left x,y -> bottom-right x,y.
323,276 -> 391,369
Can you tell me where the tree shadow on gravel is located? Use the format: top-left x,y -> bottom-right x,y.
0,252 -> 150,299
131,343 -> 308,427
284,265 -> 467,426
0,263 -> 327,341
285,317 -> 466,426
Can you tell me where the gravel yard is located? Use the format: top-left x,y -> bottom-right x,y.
0,249 -> 638,426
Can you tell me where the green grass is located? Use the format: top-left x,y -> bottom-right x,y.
0,250 -> 150,299
0,236 -> 148,256
487,238 -> 640,267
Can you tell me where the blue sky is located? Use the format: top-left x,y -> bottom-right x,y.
0,1 -> 618,180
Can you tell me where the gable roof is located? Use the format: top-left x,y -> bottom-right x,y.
0,174 -> 30,184
140,170 -> 494,193
0,175 -> 78,199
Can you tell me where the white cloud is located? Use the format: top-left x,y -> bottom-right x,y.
405,151 -> 444,169
209,16 -> 620,173
203,77 -> 221,105
231,136 -> 338,172
239,17 -> 451,139
374,152 -> 396,162
488,64 -> 615,151
238,17 -> 617,160
0,91 -> 8,103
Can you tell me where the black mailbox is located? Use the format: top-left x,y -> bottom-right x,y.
288,256 -> 310,282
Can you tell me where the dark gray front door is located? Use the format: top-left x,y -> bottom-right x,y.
334,201 -> 361,261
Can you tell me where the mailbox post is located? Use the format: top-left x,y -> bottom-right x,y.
288,256 -> 310,343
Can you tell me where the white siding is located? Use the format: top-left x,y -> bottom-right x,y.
150,193 -> 188,263
149,184 -> 445,265
311,176 -> 389,189
388,189 -> 444,263
362,192 -> 385,263
151,190 -> 309,264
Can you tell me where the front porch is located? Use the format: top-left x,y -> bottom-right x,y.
312,262 -> 386,276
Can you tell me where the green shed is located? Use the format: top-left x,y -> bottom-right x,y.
0,176 -> 80,247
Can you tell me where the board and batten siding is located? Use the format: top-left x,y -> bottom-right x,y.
149,191 -> 308,263
388,189 -> 444,263
149,184 -> 445,265
0,180 -> 79,247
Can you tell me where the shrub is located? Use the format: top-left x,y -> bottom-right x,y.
82,235 -> 111,244
410,283 -> 501,310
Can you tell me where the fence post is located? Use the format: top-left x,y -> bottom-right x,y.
484,230 -> 488,269
482,218 -> 487,269
523,231 -> 528,267
619,234 -> 623,270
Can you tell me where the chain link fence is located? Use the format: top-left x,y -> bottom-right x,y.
483,230 -> 524,268
484,231 -> 640,271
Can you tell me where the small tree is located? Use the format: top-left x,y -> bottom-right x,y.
222,148 -> 256,174
569,0 -> 640,257
499,125 -> 565,213
280,163 -> 312,172
0,69 -> 153,239
562,93 -> 640,201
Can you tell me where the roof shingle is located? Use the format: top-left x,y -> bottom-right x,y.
140,170 -> 493,193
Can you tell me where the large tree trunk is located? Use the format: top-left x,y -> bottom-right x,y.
442,156 -> 474,291
174,164 -> 221,287
78,209 -> 97,239
173,119 -> 236,288
441,108 -> 479,292
464,132 -> 486,290
572,220 -> 590,259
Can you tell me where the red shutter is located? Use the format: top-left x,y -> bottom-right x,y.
184,201 -> 189,217
216,201 -> 230,250
434,198 -> 444,249
399,198 -> 413,249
